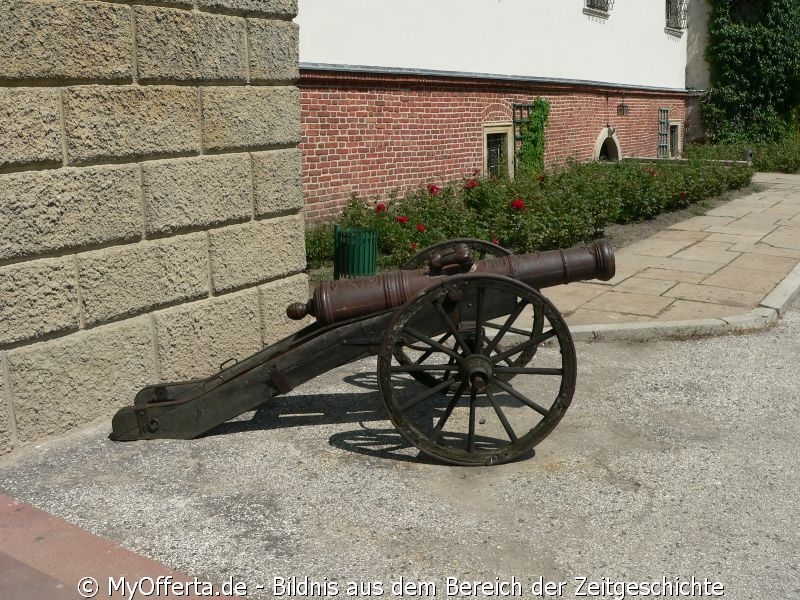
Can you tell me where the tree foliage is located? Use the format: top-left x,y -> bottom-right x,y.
704,0 -> 800,142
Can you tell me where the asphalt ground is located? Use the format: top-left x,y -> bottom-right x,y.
1,297 -> 799,599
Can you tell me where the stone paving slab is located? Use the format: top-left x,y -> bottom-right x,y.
560,172 -> 800,339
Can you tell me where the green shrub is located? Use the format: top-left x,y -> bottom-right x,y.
305,160 -> 754,269
305,221 -> 335,269
686,134 -> 800,173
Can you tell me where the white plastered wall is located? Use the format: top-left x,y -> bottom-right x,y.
297,0 -> 688,89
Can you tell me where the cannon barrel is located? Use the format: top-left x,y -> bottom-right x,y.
288,239 -> 615,325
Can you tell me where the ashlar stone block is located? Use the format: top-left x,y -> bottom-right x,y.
0,88 -> 62,169
0,166 -> 141,261
195,0 -> 297,18
208,215 -> 306,293
0,365 -> 13,455
0,0 -> 133,81
78,234 -> 209,325
201,86 -> 300,151
136,6 -> 248,82
0,257 -> 79,346
7,317 -> 156,443
63,86 -> 200,164
142,155 -> 252,234
153,291 -> 262,381
252,149 -> 303,216
259,273 -> 309,345
248,19 -> 299,82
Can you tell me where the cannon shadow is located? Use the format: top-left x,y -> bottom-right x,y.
201,369 -> 534,465
199,369 -> 434,463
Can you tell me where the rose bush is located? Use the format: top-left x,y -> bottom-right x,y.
306,159 -> 754,269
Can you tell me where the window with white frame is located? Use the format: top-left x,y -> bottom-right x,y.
483,124 -> 514,179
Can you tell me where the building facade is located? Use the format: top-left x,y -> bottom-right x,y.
297,0 -> 705,221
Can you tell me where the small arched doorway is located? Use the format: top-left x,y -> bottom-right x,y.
599,137 -> 619,161
593,127 -> 622,161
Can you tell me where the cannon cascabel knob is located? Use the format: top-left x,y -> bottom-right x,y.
287,302 -> 309,320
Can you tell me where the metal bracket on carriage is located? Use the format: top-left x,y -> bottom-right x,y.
427,242 -> 475,276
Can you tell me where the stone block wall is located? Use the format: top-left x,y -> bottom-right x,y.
0,0 -> 307,455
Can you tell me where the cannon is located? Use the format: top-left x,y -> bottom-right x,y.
111,239 -> 615,466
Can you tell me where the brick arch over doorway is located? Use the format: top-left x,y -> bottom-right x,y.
300,68 -> 687,221
480,101 -> 512,124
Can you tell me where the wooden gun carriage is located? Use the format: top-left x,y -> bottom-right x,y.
111,239 -> 615,466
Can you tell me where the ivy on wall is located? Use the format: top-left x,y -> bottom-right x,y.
704,0 -> 800,142
516,98 -> 550,174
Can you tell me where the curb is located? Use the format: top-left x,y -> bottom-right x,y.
570,308 -> 777,343
569,262 -> 800,343
759,262 -> 800,316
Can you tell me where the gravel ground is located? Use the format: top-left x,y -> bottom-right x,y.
1,297 -> 798,599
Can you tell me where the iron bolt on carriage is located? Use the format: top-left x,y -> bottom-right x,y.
111,239 -> 615,466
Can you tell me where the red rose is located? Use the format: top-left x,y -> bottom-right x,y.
375,203 -> 387,212
410,242 -> 417,250
679,191 -> 687,199
510,198 -> 526,210
491,238 -> 500,246
396,215 -> 409,224
465,178 -> 479,190
538,175 -> 546,183
416,223 -> 426,233
648,169 -> 657,177
427,184 -> 441,196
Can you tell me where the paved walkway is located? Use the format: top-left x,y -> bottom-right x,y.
544,172 -> 800,339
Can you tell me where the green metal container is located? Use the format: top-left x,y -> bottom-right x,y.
333,225 -> 378,279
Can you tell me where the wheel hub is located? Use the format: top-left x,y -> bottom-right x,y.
460,354 -> 494,391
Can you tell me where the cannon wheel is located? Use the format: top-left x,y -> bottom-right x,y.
377,273 -> 576,466
401,238 -> 512,271
398,238 -> 537,388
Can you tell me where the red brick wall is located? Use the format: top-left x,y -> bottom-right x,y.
301,70 -> 687,221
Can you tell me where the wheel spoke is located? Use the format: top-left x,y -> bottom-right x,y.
414,332 -> 452,365
486,387 -> 518,443
484,300 -> 529,355
494,366 -> 563,376
433,302 -> 470,355
398,375 -> 458,412
430,381 -> 468,441
468,387 -> 477,452
403,327 -> 464,362
484,322 -> 538,337
474,287 -> 485,353
490,329 -> 557,365
442,355 -> 457,383
493,378 -> 550,417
